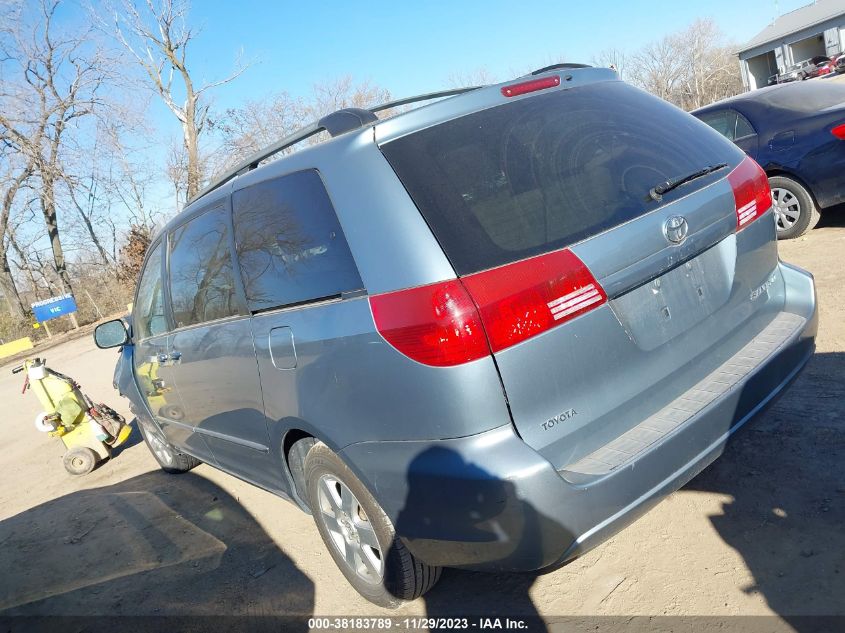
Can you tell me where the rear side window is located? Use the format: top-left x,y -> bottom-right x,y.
698,110 -> 737,140
232,169 -> 363,312
168,206 -> 242,328
382,81 -> 741,274
134,242 -> 166,339
735,112 -> 756,139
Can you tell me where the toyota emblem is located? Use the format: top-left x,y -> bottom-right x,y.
663,215 -> 689,244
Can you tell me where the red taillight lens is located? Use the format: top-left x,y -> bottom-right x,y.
369,280 -> 489,367
501,75 -> 561,98
831,123 -> 845,139
462,249 -> 606,353
728,156 -> 772,230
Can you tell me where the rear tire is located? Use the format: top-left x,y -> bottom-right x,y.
304,442 -> 441,607
63,447 -> 98,476
138,420 -> 201,474
769,175 -> 820,239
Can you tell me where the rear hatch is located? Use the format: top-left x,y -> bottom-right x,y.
379,78 -> 779,470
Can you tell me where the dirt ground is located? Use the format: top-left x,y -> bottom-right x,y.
0,215 -> 843,625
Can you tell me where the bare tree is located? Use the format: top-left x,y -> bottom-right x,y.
627,35 -> 686,103
447,67 -> 497,88
674,19 -> 743,110
591,48 -> 628,78
0,0 -> 110,294
107,0 -> 247,200
625,19 -> 742,111
211,77 -> 391,177
0,151 -> 34,318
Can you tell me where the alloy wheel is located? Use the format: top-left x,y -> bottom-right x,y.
317,475 -> 384,584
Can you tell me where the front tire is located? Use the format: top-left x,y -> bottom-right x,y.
304,442 -> 441,607
769,175 -> 820,239
138,420 -> 201,474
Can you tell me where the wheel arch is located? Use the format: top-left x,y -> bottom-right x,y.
282,428 -> 317,512
764,168 -> 820,208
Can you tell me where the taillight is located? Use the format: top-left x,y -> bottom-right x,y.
831,123 -> 845,139
501,75 -> 561,98
369,280 -> 489,367
462,249 -> 606,353
728,156 -> 772,230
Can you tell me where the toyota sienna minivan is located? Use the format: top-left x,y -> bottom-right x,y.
95,65 -> 818,607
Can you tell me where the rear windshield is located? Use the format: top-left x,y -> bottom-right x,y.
381,80 -> 742,274
757,82 -> 845,112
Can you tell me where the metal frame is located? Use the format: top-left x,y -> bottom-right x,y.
188,87 -> 483,206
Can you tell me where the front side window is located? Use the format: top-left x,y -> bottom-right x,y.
232,170 -> 363,312
168,206 -> 241,328
133,242 -> 167,339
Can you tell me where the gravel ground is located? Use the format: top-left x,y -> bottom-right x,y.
0,214 -> 842,625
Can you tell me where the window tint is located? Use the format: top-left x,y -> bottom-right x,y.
133,242 -> 167,339
698,110 -> 737,141
735,112 -> 756,138
382,81 -> 742,274
168,206 -> 241,328
233,170 -> 363,312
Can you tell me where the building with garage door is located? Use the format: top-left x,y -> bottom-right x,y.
738,0 -> 845,90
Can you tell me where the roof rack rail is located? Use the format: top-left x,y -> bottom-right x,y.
530,63 -> 592,75
369,86 -> 482,113
189,85 -> 485,206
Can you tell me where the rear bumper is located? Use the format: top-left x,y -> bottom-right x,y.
342,261 -> 817,572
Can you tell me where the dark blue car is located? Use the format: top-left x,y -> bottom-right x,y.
693,81 -> 845,238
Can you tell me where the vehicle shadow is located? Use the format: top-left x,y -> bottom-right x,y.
0,470 -> 314,626
816,202 -> 845,229
685,351 -> 845,628
395,447 -> 560,631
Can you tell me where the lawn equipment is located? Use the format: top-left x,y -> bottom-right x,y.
13,357 -> 132,475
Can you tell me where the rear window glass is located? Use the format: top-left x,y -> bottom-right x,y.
381,81 -> 742,274
758,82 -> 845,112
232,170 -> 363,312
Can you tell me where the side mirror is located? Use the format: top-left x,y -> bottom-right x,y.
94,319 -> 129,349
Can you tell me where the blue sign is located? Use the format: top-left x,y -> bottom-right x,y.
31,293 -> 78,323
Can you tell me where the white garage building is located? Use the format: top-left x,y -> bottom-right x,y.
739,0 -> 845,90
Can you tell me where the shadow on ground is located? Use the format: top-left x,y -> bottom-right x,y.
415,352 -> 843,630
815,202 -> 845,229
685,351 -> 844,629
0,470 -> 314,622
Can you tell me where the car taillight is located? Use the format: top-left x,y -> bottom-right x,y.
461,249 -> 606,353
728,156 -> 772,230
501,75 -> 561,97
369,280 -> 489,367
831,123 -> 845,139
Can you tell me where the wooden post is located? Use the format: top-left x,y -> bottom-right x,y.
69,312 -> 79,330
43,322 -> 52,338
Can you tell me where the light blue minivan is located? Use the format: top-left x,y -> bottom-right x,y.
96,65 -> 817,606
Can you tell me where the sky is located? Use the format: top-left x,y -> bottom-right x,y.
62,0 -> 813,209
176,0 -> 811,109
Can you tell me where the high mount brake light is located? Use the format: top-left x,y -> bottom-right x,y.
501,75 -> 561,98
727,156 -> 772,230
370,249 -> 606,365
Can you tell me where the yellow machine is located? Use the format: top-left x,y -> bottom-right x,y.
14,358 -> 132,475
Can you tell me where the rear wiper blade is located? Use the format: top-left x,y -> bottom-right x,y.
648,163 -> 728,201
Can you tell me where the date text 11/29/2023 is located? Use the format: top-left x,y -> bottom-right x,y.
307,617 -> 530,630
